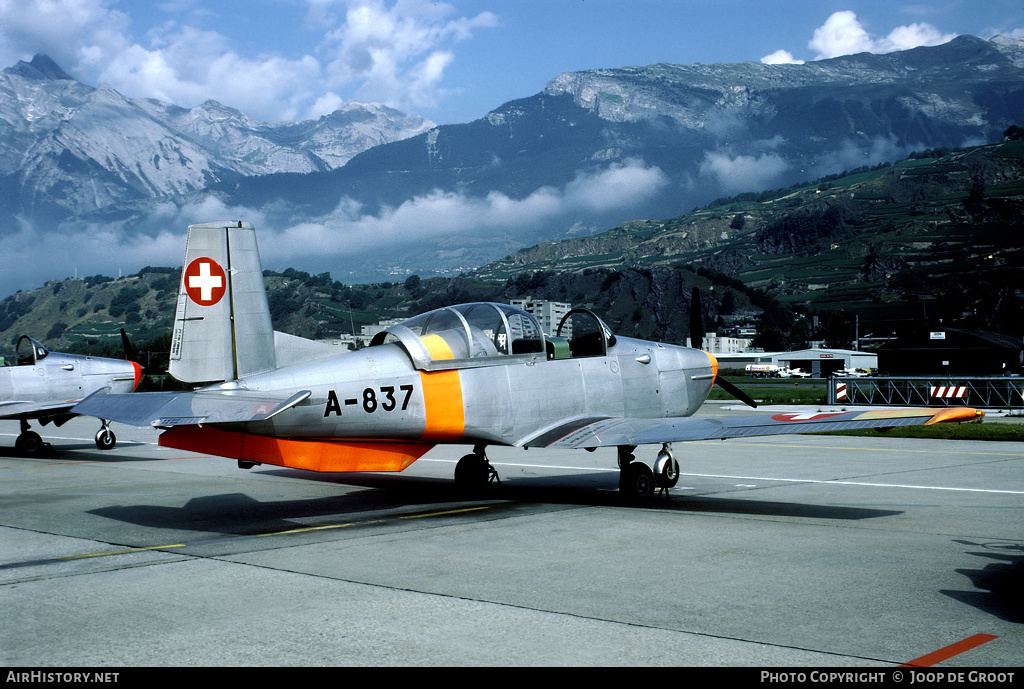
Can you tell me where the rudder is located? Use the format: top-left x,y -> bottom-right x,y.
169,221 -> 276,383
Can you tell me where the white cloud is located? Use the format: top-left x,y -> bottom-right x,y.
699,151 -> 790,195
0,0 -> 130,71
262,158 -> 669,262
92,28 -> 323,121
762,10 -> 958,65
809,10 -> 956,60
320,0 -> 498,113
0,0 -> 498,121
879,22 -> 958,53
760,49 -> 804,65
806,134 -> 921,180
808,10 -> 877,59
0,159 -> 669,296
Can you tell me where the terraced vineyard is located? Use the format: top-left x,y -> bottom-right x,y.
477,140 -> 1024,329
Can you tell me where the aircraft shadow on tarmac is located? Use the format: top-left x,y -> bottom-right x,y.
0,442 -> 152,461
87,469 -> 901,535
292,469 -> 903,520
944,539 -> 1024,623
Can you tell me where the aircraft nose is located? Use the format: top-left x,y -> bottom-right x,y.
705,350 -> 719,383
131,361 -> 143,391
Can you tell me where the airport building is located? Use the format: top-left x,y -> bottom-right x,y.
715,348 -> 878,376
776,348 -> 877,377
686,332 -> 752,353
509,297 -> 572,336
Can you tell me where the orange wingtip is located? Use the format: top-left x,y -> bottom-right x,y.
924,407 -> 985,425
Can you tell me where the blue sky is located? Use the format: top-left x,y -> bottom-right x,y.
1,0 -> 1022,125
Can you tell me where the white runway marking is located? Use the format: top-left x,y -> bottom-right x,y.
676,472 -> 1024,495
420,459 -> 1024,494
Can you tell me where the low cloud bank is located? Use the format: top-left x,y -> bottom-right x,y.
4,158 -> 670,297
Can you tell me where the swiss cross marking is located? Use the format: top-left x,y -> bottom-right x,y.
184,257 -> 226,306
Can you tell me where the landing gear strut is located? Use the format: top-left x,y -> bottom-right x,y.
654,443 -> 680,490
454,444 -> 500,493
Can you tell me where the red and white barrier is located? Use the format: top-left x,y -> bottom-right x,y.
930,386 -> 967,399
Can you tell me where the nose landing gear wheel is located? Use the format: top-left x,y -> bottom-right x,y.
654,443 -> 679,489
95,426 -> 116,450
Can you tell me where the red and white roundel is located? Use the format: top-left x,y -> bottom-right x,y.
184,257 -> 226,306
770,412 -> 845,423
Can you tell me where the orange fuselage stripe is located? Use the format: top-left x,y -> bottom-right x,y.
418,334 -> 466,441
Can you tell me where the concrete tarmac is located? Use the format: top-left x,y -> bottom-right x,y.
1,409 -> 1022,667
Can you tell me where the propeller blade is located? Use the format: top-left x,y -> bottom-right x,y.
690,285 -> 756,407
689,286 -> 704,349
715,376 -> 758,409
120,329 -> 146,372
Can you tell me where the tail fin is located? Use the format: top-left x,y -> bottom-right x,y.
169,221 -> 276,383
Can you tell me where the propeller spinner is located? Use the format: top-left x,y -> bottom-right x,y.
690,287 -> 757,408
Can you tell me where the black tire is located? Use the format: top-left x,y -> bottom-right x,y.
623,462 -> 655,502
95,428 -> 116,450
656,456 -> 680,488
16,431 -> 44,456
454,454 -> 489,492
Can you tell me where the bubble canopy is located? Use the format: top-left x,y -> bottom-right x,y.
370,302 -> 547,370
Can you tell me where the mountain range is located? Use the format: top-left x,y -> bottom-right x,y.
2,137 -> 1021,363
1,36 -> 1023,298
0,54 -> 434,224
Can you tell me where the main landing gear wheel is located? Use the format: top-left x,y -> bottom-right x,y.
618,444 -> 677,502
622,461 -> 655,502
95,424 -> 116,450
16,420 -> 48,457
15,430 -> 45,457
454,445 -> 500,494
617,445 -> 654,502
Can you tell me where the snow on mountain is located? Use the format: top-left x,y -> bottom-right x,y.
0,55 -> 435,219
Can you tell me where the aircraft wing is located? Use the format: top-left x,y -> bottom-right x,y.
0,399 -> 78,420
523,407 -> 985,449
72,389 -> 311,427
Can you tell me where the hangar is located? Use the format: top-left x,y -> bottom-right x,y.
878,328 -> 1023,375
716,348 -> 877,377
776,348 -> 877,378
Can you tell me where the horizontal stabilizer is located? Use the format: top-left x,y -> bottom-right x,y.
274,331 -> 340,368
526,407 -> 985,449
73,388 -> 311,427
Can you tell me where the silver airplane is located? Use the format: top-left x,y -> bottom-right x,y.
1,333 -> 141,455
74,222 -> 984,500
